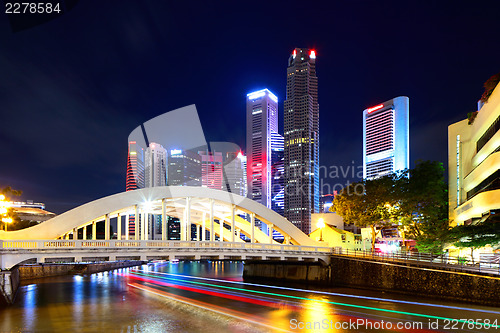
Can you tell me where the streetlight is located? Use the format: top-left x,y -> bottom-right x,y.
2,217 -> 13,231
317,218 -> 325,242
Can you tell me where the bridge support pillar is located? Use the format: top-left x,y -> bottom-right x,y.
105,214 -> 110,240
250,213 -> 255,243
161,199 -> 166,241
268,224 -> 274,244
0,267 -> 20,305
135,205 -> 139,241
186,197 -> 191,241
210,199 -> 214,242
92,221 -> 97,240
202,212 -> 206,241
73,228 -> 77,240
231,205 -> 235,243
125,214 -> 129,240
83,225 -> 87,240
141,212 -> 146,241
117,213 -> 121,240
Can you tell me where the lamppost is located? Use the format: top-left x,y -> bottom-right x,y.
2,217 -> 13,231
0,194 -> 13,231
317,218 -> 325,242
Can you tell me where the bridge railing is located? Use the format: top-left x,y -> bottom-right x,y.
0,240 -> 332,254
331,247 -> 500,275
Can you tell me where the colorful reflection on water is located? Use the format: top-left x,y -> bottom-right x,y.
1,261 -> 499,332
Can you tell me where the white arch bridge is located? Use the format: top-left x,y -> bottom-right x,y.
0,187 -> 331,269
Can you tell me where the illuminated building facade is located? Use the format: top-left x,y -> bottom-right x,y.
284,48 -> 320,234
199,151 -> 223,190
362,96 -> 409,179
246,88 -> 279,209
448,82 -> 500,225
320,194 -> 335,213
126,141 -> 144,191
168,149 -> 201,186
225,151 -> 247,197
145,142 -> 167,188
271,131 -> 284,216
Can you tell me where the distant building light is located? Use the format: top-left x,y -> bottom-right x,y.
366,104 -> 384,113
171,149 -> 182,155
293,49 -> 297,58
310,50 -> 316,59
247,89 -> 278,103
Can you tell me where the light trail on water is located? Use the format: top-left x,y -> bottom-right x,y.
125,269 -> 499,330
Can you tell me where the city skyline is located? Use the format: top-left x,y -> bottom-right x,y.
1,2 -> 500,214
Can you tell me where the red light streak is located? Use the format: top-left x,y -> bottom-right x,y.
126,274 -> 287,308
366,104 -> 384,113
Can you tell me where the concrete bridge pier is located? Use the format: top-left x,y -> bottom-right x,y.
0,267 -> 20,305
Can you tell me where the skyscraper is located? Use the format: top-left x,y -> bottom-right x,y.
246,88 -> 279,209
126,141 -> 145,192
284,48 -> 320,234
271,131 -> 284,216
145,142 -> 167,187
199,150 -> 223,190
168,149 -> 201,186
362,96 -> 409,179
225,151 -> 247,197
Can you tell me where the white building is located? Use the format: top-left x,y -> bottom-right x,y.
145,142 -> 167,188
225,151 -> 247,197
448,81 -> 500,226
363,96 -> 409,179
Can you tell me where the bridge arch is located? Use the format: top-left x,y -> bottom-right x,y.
0,186 -> 320,246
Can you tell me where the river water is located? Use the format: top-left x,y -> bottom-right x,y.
1,261 -> 499,332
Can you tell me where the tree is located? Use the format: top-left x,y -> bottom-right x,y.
332,174 -> 400,251
480,72 -> 500,104
0,186 -> 22,231
399,161 -> 450,254
449,222 -> 500,264
332,161 -> 450,254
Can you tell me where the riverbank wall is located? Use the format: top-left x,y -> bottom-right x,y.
243,257 -> 500,306
0,260 -> 145,306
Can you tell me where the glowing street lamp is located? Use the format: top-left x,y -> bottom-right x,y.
2,217 -> 13,231
317,218 -> 325,242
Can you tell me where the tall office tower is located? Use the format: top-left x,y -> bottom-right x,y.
145,142 -> 168,187
225,151 -> 247,197
168,149 -> 202,186
284,48 -> 320,234
271,132 -> 285,215
126,141 -> 145,191
144,142 -> 167,239
362,96 -> 409,180
199,150 -> 223,190
246,88 -> 279,209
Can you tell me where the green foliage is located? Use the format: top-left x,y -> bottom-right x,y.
480,72 -> 500,103
1,186 -> 23,231
450,222 -> 500,250
332,160 -> 450,253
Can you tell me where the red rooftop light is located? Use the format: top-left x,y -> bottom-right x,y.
367,104 -> 384,113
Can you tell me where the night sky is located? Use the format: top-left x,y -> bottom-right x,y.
1,1 -> 499,214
